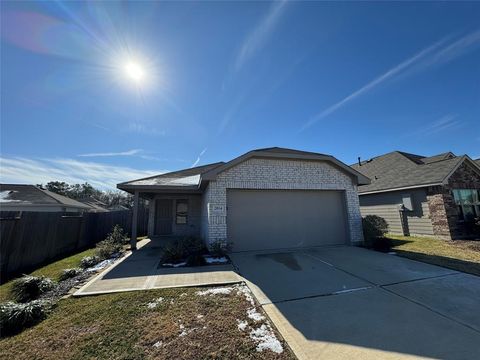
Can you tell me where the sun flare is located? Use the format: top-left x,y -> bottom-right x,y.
124,61 -> 145,83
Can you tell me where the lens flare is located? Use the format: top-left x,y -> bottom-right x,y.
124,61 -> 145,82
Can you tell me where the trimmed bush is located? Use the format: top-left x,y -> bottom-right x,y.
0,300 -> 52,337
363,215 -> 389,241
10,276 -> 55,303
58,268 -> 82,281
95,239 -> 122,260
160,236 -> 206,264
209,240 -> 231,257
80,256 -> 100,269
105,225 -> 128,245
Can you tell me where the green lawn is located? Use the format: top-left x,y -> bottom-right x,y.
388,234 -> 480,276
0,248 -> 96,302
0,286 -> 293,360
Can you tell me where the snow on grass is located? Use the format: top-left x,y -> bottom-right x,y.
147,297 -> 164,309
247,308 -> 265,322
162,262 -> 187,268
86,258 -> 116,272
250,324 -> 284,354
203,256 -> 228,264
153,341 -> 163,348
196,287 -> 234,296
237,320 -> 248,331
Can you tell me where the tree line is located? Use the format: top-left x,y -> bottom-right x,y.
38,182 -> 134,209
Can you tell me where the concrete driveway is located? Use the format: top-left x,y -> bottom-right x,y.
230,246 -> 480,360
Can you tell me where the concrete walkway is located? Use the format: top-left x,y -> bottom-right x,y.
75,239 -> 241,296
231,246 -> 480,360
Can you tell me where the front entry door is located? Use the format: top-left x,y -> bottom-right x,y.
155,199 -> 173,235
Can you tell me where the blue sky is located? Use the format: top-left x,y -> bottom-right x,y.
1,1 -> 479,189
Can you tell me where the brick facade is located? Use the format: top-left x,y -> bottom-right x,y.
427,162 -> 480,239
201,158 -> 364,246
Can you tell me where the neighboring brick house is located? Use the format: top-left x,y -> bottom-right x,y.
351,151 -> 480,240
118,147 -> 370,251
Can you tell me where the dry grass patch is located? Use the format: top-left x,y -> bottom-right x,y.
388,234 -> 480,275
0,286 -> 294,360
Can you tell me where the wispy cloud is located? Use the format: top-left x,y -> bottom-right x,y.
0,156 -> 162,190
300,29 -> 480,131
78,149 -> 142,157
420,114 -> 462,134
233,0 -> 288,73
191,148 -> 207,168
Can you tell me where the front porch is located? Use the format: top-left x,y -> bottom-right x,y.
129,190 -> 204,250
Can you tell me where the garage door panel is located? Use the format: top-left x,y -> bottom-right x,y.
227,189 -> 347,252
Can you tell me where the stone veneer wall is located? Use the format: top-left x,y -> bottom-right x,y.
427,162 -> 480,239
201,158 -> 364,246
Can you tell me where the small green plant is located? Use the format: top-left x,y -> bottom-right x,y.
160,236 -> 206,264
105,225 -> 128,245
80,255 -> 100,269
10,276 -> 55,303
209,239 -> 231,257
0,300 -> 52,337
58,268 -> 82,281
362,215 -> 390,251
95,239 -> 122,260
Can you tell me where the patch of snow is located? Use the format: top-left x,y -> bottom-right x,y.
249,324 -> 283,354
0,190 -> 23,203
196,314 -> 204,319
86,258 -> 116,272
153,341 -> 163,348
203,256 -> 228,264
236,285 -> 255,306
162,262 -> 187,268
147,297 -> 164,309
247,308 -> 265,322
237,320 -> 248,331
196,287 -> 234,296
169,175 -> 201,186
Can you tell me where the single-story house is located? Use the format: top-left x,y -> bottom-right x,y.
76,197 -> 110,212
0,184 -> 92,213
351,151 -> 480,240
117,147 -> 370,252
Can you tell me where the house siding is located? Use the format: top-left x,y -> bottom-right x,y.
201,158 -> 363,246
359,188 -> 434,236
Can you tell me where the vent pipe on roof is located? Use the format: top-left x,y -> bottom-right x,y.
358,157 -> 361,166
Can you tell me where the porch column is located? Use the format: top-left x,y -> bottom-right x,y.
131,190 -> 139,250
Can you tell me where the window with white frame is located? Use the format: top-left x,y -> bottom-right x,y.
452,189 -> 480,221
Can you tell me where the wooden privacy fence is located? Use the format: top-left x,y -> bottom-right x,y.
0,209 -> 148,283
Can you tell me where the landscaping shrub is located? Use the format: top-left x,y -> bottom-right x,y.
363,215 -> 388,242
95,239 -> 122,260
209,240 -> 231,257
10,276 -> 55,303
80,256 -> 100,269
105,224 -> 128,245
186,253 -> 207,267
0,300 -> 52,337
160,236 -> 206,264
58,268 -> 82,282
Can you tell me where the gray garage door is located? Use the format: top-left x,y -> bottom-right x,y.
227,189 -> 348,252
